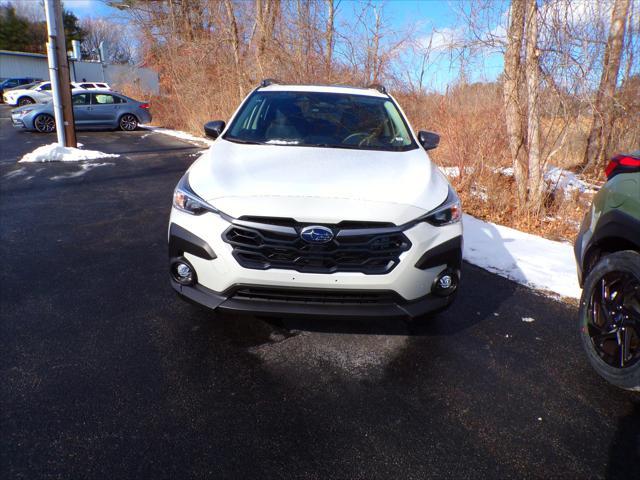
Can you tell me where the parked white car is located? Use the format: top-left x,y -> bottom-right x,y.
3,81 -> 112,106
168,81 -> 463,321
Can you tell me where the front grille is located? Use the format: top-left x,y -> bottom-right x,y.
231,287 -> 399,304
222,220 -> 411,275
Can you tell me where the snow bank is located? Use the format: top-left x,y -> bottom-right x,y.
141,126 -> 214,147
545,166 -> 598,195
19,143 -> 119,163
439,166 -> 458,177
462,214 -> 581,299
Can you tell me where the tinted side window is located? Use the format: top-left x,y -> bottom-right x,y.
91,93 -> 115,104
80,83 -> 94,89
72,93 -> 90,105
40,83 -> 51,91
96,83 -> 108,88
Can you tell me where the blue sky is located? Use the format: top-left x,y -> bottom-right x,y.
63,0 -> 118,18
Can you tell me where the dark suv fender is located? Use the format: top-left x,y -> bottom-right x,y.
579,210 -> 640,286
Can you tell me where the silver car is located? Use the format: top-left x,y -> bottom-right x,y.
11,89 -> 152,132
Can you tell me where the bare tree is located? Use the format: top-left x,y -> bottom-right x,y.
503,0 -> 528,207
223,0 -> 243,99
525,0 -> 543,211
253,0 -> 281,75
583,0 -> 631,170
80,17 -> 135,64
325,0 -> 337,79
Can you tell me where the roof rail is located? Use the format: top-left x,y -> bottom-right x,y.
260,78 -> 281,88
367,83 -> 387,94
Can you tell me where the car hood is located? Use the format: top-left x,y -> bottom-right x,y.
187,139 -> 449,225
3,88 -> 26,97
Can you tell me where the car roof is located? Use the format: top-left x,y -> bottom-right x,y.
71,88 -> 126,98
257,84 -> 389,98
7,81 -> 38,88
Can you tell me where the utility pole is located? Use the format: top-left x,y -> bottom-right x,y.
44,0 -> 76,147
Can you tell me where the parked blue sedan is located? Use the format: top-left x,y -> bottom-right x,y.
11,89 -> 152,132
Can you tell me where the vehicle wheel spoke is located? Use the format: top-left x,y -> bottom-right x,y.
619,328 -> 630,368
587,270 -> 640,369
623,307 -> 640,331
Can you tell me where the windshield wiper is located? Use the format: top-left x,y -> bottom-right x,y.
224,137 -> 264,145
307,143 -> 365,150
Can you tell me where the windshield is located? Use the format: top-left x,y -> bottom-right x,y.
6,81 -> 34,90
224,91 -> 417,151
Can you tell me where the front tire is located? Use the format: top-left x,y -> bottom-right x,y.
119,114 -> 138,131
18,97 -> 35,106
33,114 -> 56,133
579,250 -> 640,391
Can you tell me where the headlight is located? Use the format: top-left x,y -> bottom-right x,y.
14,108 -> 33,116
172,173 -> 218,215
423,185 -> 462,226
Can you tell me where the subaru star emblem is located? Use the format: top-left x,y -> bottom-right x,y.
300,226 -> 334,244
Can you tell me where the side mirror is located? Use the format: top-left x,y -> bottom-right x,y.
417,131 -> 440,151
204,120 -> 225,139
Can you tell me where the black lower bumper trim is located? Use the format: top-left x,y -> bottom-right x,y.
171,281 -> 453,319
169,223 -> 216,260
414,235 -> 463,270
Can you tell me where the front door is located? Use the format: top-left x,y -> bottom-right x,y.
89,93 -> 120,125
72,92 -> 91,126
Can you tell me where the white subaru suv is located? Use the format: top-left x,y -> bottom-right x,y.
168,81 -> 463,320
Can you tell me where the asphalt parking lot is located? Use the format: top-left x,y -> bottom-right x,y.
1,104 -> 638,479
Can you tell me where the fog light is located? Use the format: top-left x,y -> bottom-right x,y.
171,260 -> 195,286
432,269 -> 459,297
177,263 -> 191,277
438,274 -> 453,290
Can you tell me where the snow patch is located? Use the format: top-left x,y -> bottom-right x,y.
545,166 -> 598,196
463,214 -> 581,299
142,126 -> 213,147
19,143 -> 119,163
439,164 -> 597,197
439,166 -> 461,177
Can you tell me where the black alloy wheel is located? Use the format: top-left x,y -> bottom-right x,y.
18,97 -> 35,106
119,114 -> 138,131
579,250 -> 640,391
586,271 -> 640,369
33,114 -> 56,133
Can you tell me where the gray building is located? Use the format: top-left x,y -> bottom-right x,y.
0,50 -> 160,94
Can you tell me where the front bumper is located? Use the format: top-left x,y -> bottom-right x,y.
168,207 -> 462,318
171,280 -> 454,319
11,116 -> 26,128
